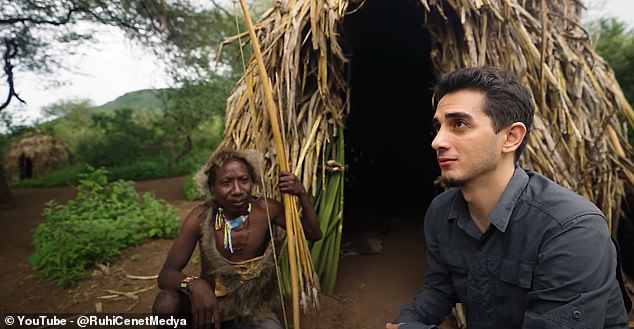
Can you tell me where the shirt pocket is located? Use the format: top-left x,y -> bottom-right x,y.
497,258 -> 535,289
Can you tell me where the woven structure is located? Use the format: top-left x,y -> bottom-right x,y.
5,134 -> 68,179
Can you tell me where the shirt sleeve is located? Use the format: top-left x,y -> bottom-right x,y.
522,213 -> 628,328
393,206 -> 457,327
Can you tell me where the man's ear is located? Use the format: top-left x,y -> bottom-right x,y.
502,122 -> 527,154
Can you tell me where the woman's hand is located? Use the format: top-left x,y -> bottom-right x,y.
277,171 -> 322,241
279,172 -> 307,196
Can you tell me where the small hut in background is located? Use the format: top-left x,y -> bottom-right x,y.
5,134 -> 68,180
216,0 -> 634,293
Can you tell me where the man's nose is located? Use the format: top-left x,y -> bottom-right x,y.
431,130 -> 447,150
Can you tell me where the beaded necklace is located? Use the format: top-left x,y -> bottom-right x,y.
215,202 -> 252,254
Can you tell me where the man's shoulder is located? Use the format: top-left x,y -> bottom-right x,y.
522,170 -> 604,224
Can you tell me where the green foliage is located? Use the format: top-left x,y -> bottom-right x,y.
184,173 -> 206,201
94,89 -> 167,114
31,80 -> 227,183
106,158 -> 170,181
10,164 -> 85,187
29,167 -> 179,287
39,101 -> 100,162
87,108 -> 162,167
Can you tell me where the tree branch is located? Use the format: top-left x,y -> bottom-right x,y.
0,6 -> 78,26
1,39 -> 26,111
210,0 -> 232,17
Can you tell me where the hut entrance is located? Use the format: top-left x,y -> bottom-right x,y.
342,0 -> 438,229
19,154 -> 33,180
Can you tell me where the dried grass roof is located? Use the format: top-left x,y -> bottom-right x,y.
218,0 -> 634,230
5,134 -> 68,178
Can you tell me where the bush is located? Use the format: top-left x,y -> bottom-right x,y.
10,164 -> 85,187
107,158 -> 170,181
29,167 -> 179,287
184,173 -> 206,201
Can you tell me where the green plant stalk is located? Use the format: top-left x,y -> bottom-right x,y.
308,130 -> 344,294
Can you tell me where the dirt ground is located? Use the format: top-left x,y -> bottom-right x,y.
0,176 -> 461,329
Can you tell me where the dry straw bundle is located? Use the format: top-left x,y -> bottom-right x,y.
218,0 -> 634,300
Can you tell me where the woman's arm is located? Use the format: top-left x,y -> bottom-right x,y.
277,171 -> 322,241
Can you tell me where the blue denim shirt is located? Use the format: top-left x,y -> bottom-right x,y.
395,168 -> 629,329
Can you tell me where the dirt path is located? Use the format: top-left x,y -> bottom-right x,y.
1,176 -> 453,329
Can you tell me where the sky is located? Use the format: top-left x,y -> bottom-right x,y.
4,0 -> 634,125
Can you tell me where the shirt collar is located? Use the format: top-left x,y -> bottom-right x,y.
447,168 -> 529,233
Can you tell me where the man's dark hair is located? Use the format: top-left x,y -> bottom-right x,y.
433,66 -> 535,161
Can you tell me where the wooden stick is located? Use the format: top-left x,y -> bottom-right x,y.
237,1 -> 301,328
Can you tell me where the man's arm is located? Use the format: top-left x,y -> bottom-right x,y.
390,208 -> 456,328
522,214 -> 628,328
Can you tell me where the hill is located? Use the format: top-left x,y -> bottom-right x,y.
94,89 -> 170,113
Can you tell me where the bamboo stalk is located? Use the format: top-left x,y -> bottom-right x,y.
237,1 -> 301,327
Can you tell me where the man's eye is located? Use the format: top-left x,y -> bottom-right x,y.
454,120 -> 467,128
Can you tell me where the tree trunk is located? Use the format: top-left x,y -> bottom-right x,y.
0,166 -> 15,209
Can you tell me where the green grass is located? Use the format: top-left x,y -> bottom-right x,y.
10,164 -> 85,187
10,150 -> 214,188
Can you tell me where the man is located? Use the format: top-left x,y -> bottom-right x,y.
153,149 -> 321,329
386,67 -> 630,328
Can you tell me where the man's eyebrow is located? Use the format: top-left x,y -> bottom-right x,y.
431,112 -> 473,126
444,112 -> 473,120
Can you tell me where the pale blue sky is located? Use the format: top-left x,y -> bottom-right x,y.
4,0 -> 634,125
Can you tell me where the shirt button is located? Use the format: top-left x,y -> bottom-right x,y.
572,309 -> 582,319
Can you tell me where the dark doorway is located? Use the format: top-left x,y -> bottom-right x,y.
342,0 -> 439,229
19,154 -> 33,180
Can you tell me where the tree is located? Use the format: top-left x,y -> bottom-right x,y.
157,74 -> 231,165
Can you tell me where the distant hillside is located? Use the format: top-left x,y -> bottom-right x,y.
94,89 -> 172,113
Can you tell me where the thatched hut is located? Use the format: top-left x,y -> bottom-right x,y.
217,0 -> 634,291
5,134 -> 68,180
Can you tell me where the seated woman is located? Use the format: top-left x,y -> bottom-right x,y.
153,149 -> 321,329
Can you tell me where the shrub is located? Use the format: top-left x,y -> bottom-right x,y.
10,164 -> 85,187
29,167 -> 179,287
107,158 -> 169,181
184,173 -> 206,201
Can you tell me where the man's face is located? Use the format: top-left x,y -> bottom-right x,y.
212,159 -> 253,214
431,89 -> 505,187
